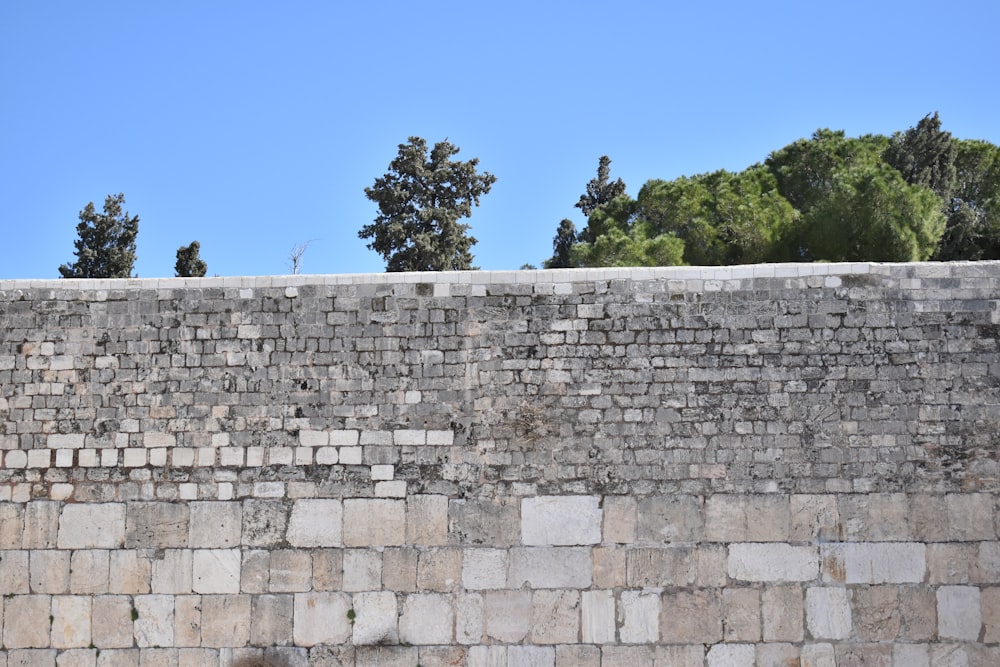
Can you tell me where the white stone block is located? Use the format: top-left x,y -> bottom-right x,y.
468,646 -> 507,667
582,589 -> 615,643
58,503 -> 125,549
54,449 -> 74,467
399,593 -> 454,644
521,496 -> 602,546
298,430 -> 328,447
821,542 -> 926,584
100,449 -> 119,467
179,483 -> 198,500
507,646 -> 554,667
427,430 -> 454,446
51,596 -> 91,648
393,429 -> 425,446
455,593 -> 484,644
938,585 -> 982,640
122,449 -> 146,467
133,594 -> 174,647
805,587 -> 852,639
462,549 -> 508,590
293,592 -> 351,646
294,447 -> 312,465
171,448 -> 194,467
253,482 -> 284,498
315,447 -> 338,464
508,547 -> 592,589
144,433 -> 175,448
287,499 -> 343,547
619,589 -> 659,643
148,448 -> 168,466
330,430 -> 359,446
893,643 -> 930,667
5,450 -> 27,468
728,543 -> 817,582
192,549 -> 241,593
371,464 -> 394,481
707,644 -> 755,667
267,447 -> 293,466
339,446 -> 363,465
375,480 -> 406,498
50,483 -> 73,500
219,447 -> 243,466
800,643 -> 836,667
246,447 -> 265,466
78,449 -> 98,467
151,549 -> 192,594
352,591 -> 398,645
48,434 -> 85,449
343,499 -> 405,547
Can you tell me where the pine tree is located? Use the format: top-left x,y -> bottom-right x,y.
59,193 -> 139,278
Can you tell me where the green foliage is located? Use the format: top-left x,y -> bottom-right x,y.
576,155 -> 626,222
175,241 -> 207,277
884,112 -> 957,200
935,139 -> 1000,260
360,137 -> 496,272
59,193 -> 139,278
571,222 -> 685,267
543,219 -> 577,268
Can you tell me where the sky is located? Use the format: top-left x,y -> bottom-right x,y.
1,1 -> 998,280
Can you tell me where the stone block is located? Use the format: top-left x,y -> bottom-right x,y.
705,494 -> 746,541
484,590 -> 531,643
745,495 -> 791,542
660,589 -> 722,643
29,549 -> 69,593
449,499 -> 519,546
728,543 -> 817,582
398,593 -> 454,644
927,543 -> 978,584
866,493 -> 910,540
55,648 -> 99,666
268,549 -> 312,593
521,495 -> 601,545
892,643 -> 930,667
506,646 -> 554,667
0,549 -> 29,594
92,596 -> 134,648
581,589 -> 615,644
601,646 -> 653,667
8,649 -> 57,665
312,549 -> 345,591
173,595 -> 201,647
938,585 -> 982,640
94,648 -> 140,666
529,589 -> 579,644
352,591 -> 398,645
70,550 -> 110,594
58,503 -> 126,549
151,549 -> 192,594
188,502 -> 242,548
49,596 -> 91,648
947,493 -> 995,541
627,546 -> 724,587
240,550 -> 270,594
343,549 -> 381,592
508,547 -> 591,589
109,551 -> 151,594
462,548 -> 507,590
761,585 -> 803,642
200,594 -> 250,648
602,495 -> 636,544
343,499 -> 404,547
637,495 -> 703,543
417,547 -> 461,592
417,646 -> 466,667
133,595 -> 174,648
821,542 -> 925,584
4,595 -> 51,648
805,587 -> 852,640
983,586 -> 1000,643
556,645 -> 600,667
124,502 -> 189,549
286,499 -> 343,548
192,549 -> 241,594
293,592 -> 351,646
909,494 -> 949,542
706,644 -> 755,667
722,588 -> 760,641
653,645 -> 705,667
899,586 -> 937,640
0,503 -> 23,549
800,643 -> 836,667
455,593 -> 484,644
23,501 -> 60,548
852,585 -> 900,640
241,499 -> 288,547
756,643 -> 801,667
406,495 -> 448,545
592,546 -> 626,588
620,589 -> 660,643
380,548 -> 415,592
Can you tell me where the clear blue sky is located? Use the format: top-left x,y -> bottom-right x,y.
2,1 -> 997,279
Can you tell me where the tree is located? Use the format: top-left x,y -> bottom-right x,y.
175,241 -> 207,277
576,155 -> 627,236
360,137 -> 496,272
543,219 -> 578,268
935,139 -> 1000,259
884,112 -> 957,200
59,193 -> 139,278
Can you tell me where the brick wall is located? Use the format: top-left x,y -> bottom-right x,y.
0,262 -> 998,665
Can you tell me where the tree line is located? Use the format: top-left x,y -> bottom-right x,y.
58,113 -> 999,278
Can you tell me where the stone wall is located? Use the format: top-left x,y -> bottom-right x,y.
0,262 -> 999,666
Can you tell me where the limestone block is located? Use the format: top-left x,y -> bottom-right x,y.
133,595 -> 174,648
51,596 -> 91,648
866,493 -> 910,540
29,549 -> 69,593
462,548 -> 507,590
286,499 -> 342,548
979,542 -> 1000,582
312,549 -> 345,591
23,501 -> 60,548
947,493 -> 996,541
852,586 -> 902,642
343,499 -> 404,547
398,593 -> 454,644
938,585 -> 982,640
893,644 -> 930,667
821,542 -> 925,584
343,549 -> 381,592
406,495 -> 448,546
983,586 -> 1000,642
249,595 -> 292,647
4,595 -> 51,648
484,590 -> 531,643
706,644 -> 755,667
151,549 -> 192,594
927,543 -> 978,584
653,645 -> 706,667
188,502 -> 242,548
455,593 -> 484,644
55,648 -> 99,666
109,551 -> 151,594
601,496 -> 636,545
0,503 -> 23,548
0,549 -> 29,594
417,646 -> 466,667
241,550 -> 270,594
506,646 -> 554,667
417,547 -> 461,592
620,589 -> 661,643
728,543 -> 817,582
173,595 -> 201,647
124,502 -> 189,549
805,587 -> 852,640
705,494 -> 746,541
660,589 -> 721,643
529,589 -> 579,644
380,548 -> 415,592
756,643 -> 801,667
449,499 -> 519,546
58,503 -> 126,549
508,547 -> 591,589
592,546 -> 626,588
200,594 -> 251,648
799,643 -> 836,667
8,649 -> 57,666
637,495 -> 703,543
626,546 -> 724,587
351,591 -> 398,645
293,592 -> 351,646
722,588 -> 760,641
92,596 -> 135,648
521,495 -> 601,546
909,494 -> 950,542
268,549 -> 312,593
70,550 -> 110,594
94,648 -> 140,665
761,585 -> 803,642
581,589 -> 615,643
556,645 -> 600,667
600,646 -> 653,667
241,499 -> 288,547
899,586 -> 937,640
192,549 -> 241,594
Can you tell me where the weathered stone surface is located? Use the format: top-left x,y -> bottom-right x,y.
4,594 -> 51,648
821,542 -> 926,584
133,595 -> 174,648
29,549 -> 69,593
268,549 -> 312,593
151,549 -> 192,594
200,594 -> 250,647
581,589 -> 615,644
521,496 -> 601,546
70,550 -> 110,594
805,587 -> 852,640
484,590 -> 531,643
722,588 -> 760,641
286,499 -> 342,547
173,595 -> 201,647
462,548 -> 507,590
241,500 -> 288,547
343,499 -> 404,547
109,551 -> 151,594
455,593 -> 484,645
601,495 -> 636,544
637,495 -> 703,543
293,592 -> 351,646
188,502 -> 242,548
529,589 -> 579,644
852,586 -> 900,640
728,543 -> 817,582
51,595 -> 91,648
706,643 -> 755,667
620,589 -> 660,643
660,589 -> 722,643
23,501 -> 60,549
192,549 -> 241,594
398,593 -> 454,644
416,547 -> 461,592
508,547 -> 591,589
937,585 -> 982,640
352,591 -> 398,645
449,500 -> 519,546
92,595 -> 135,648
250,594 -> 292,647
761,585 -> 803,642
58,504 -> 125,549
406,495 -> 448,545
125,502 -> 189,548
342,549 -> 381,592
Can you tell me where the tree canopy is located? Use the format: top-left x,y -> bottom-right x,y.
360,137 -> 496,272
59,193 -> 139,278
175,241 -> 208,277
